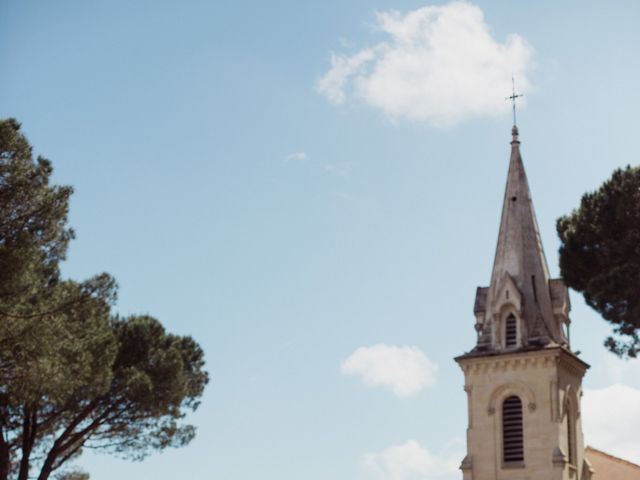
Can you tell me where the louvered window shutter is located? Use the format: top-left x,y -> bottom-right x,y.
505,315 -> 517,347
503,395 -> 524,463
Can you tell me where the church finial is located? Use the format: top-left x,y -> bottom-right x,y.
506,76 -> 523,128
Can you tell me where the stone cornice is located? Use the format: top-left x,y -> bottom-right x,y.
556,349 -> 590,378
455,346 -> 589,376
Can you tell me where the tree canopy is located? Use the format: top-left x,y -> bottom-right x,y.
0,119 -> 208,480
557,165 -> 640,357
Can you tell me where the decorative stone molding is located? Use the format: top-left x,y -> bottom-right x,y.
553,446 -> 568,466
558,353 -> 589,377
457,347 -> 589,378
460,454 -> 472,471
464,385 -> 473,428
487,382 -> 537,415
459,351 -> 557,375
489,273 -> 522,314
550,379 -> 560,422
561,384 -> 582,420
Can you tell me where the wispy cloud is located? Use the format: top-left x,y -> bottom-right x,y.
341,344 -> 438,397
323,162 -> 350,177
592,354 -> 640,387
361,440 -> 461,480
316,1 -> 533,127
285,151 -> 308,161
318,48 -> 376,105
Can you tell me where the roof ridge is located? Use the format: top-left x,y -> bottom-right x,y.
586,446 -> 640,469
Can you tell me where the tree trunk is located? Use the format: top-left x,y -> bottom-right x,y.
36,451 -> 56,480
0,433 -> 10,480
17,406 -> 36,480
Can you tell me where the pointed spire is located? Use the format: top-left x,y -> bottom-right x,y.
486,126 -> 562,345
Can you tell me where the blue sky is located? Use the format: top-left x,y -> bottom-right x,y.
2,1 -> 640,479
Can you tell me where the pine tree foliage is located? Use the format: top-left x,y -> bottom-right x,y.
0,119 -> 208,480
557,165 -> 640,357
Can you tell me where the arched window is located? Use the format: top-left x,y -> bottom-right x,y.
503,395 -> 524,463
505,314 -> 517,348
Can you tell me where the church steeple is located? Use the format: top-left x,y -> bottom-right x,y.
473,126 -> 568,351
456,123 -> 590,480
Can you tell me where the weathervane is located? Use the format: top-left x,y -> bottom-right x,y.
506,77 -> 523,126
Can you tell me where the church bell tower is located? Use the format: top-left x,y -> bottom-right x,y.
455,126 -> 592,480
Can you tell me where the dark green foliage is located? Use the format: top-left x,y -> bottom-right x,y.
0,119 -> 208,480
29,314 -> 207,480
0,119 -> 74,306
557,166 -> 640,357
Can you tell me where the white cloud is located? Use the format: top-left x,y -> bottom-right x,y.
341,344 -> 438,397
583,384 -> 640,465
593,354 -> 640,387
285,152 -> 307,161
316,1 -> 533,127
323,162 -> 351,177
361,440 -> 460,480
317,48 -> 376,105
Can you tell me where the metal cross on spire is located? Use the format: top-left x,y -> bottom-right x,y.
506,77 -> 523,126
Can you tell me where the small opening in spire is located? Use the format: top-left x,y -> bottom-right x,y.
505,314 -> 518,348
511,196 -> 517,202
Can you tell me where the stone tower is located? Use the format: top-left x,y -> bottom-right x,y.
455,126 -> 592,480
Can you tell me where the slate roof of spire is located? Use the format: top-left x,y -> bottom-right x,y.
486,125 -> 562,345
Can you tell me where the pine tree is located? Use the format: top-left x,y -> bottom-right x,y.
0,119 -> 208,480
557,165 -> 640,357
